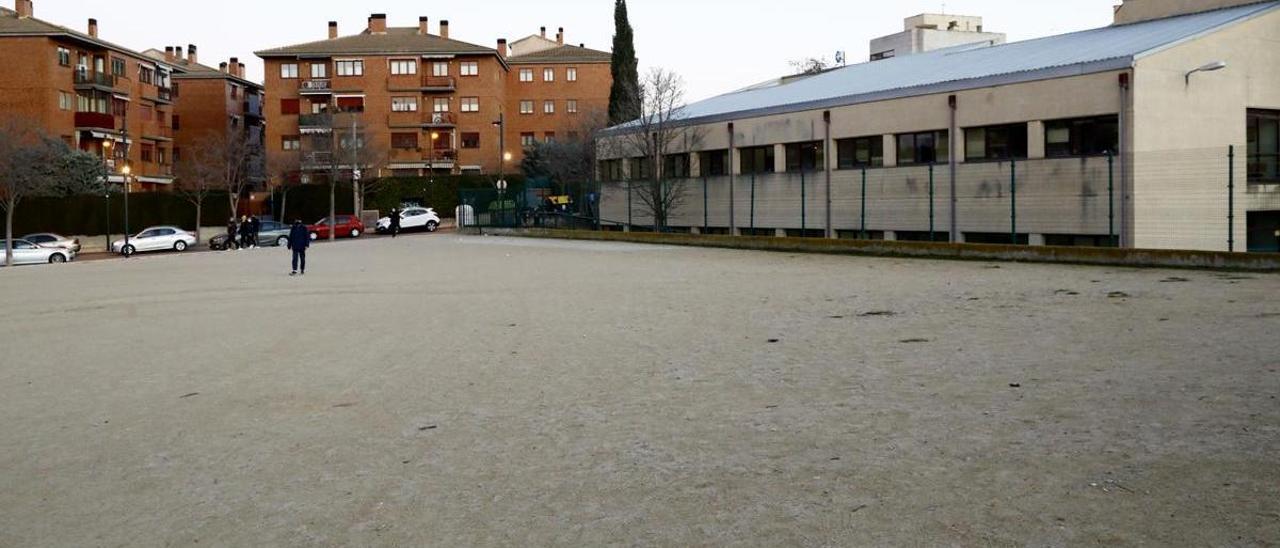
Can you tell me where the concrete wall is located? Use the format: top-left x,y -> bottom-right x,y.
1114,0 -> 1271,24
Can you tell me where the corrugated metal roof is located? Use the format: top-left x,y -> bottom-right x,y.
650,1 -> 1280,128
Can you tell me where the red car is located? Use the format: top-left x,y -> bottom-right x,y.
309,215 -> 365,240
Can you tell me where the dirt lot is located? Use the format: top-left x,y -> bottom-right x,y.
1,235 -> 1277,547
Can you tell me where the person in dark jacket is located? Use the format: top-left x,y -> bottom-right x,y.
238,216 -> 252,250
287,219 -> 310,276
225,218 -> 238,251
389,207 -> 401,238
249,216 -> 261,248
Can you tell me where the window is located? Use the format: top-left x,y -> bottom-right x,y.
567,67 -> 578,82
172,115 -> 180,130
964,123 -> 1028,161
391,132 -> 419,149
111,58 -> 125,76
310,63 -> 328,78
519,68 -> 533,82
543,68 -> 555,82
230,85 -> 239,100
1249,109 -> 1279,182
111,98 -> 126,116
391,97 -> 417,112
544,100 -> 555,114
139,66 -> 154,84
335,96 -> 364,112
870,50 -> 895,61
460,61 -> 478,76
310,100 -> 328,114
281,98 -> 300,115
519,100 -> 534,115
699,150 -> 729,176
140,105 -> 154,121
664,154 -> 690,178
432,98 -> 450,112
599,159 -> 623,181
390,60 -> 417,75
58,91 -> 73,111
836,136 -> 884,169
1044,116 -> 1118,158
896,130 -> 949,165
785,141 -> 824,172
629,157 -> 653,180
57,47 -> 70,66
282,136 -> 300,151
740,145 -> 775,174
157,148 -> 167,166
567,99 -> 578,114
544,132 -> 556,142
460,97 -> 479,113
335,60 -> 363,77
462,132 -> 480,148
520,132 -> 536,147
141,144 -> 154,163
432,62 -> 448,77
280,63 -> 299,79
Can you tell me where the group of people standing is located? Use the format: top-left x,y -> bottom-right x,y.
226,216 -> 261,250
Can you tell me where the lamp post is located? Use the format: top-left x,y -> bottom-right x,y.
121,162 -> 131,257
102,140 -> 113,251
430,131 -> 439,185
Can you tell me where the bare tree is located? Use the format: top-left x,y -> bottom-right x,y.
521,106 -> 609,204
602,68 -> 704,231
173,132 -> 223,244
195,130 -> 257,218
265,150 -> 301,222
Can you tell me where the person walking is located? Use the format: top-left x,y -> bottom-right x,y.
249,216 -> 261,248
390,207 -> 401,238
225,218 -> 238,251
287,219 -> 310,276
239,216 -> 252,250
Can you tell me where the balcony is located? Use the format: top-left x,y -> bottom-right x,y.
300,79 -> 332,94
243,95 -> 264,119
74,112 -> 116,130
299,113 -> 334,129
425,112 -> 457,127
157,87 -> 175,102
422,76 -> 456,92
302,151 -> 334,168
74,71 -> 116,91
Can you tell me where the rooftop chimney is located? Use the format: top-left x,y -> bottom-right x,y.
440,20 -> 449,39
219,62 -> 228,74
328,21 -> 338,39
187,44 -> 197,65
418,16 -> 429,35
229,57 -> 239,76
88,18 -> 98,38
368,13 -> 387,34
238,62 -> 246,77
164,47 -> 175,62
497,38 -> 507,59
172,45 -> 183,62
557,27 -> 564,45
540,26 -> 547,38
15,0 -> 32,18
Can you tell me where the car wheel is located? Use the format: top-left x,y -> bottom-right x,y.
48,253 -> 67,264
310,232 -> 319,241
277,236 -> 289,247
350,228 -> 361,238
174,241 -> 188,252
426,221 -> 440,233
122,244 -> 135,257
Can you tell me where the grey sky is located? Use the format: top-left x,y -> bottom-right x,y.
41,0 -> 1117,101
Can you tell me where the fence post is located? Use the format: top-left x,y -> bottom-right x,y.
703,175 -> 708,233
801,169 -> 807,236
928,163 -> 935,242
626,181 -> 632,230
1228,145 -> 1235,253
750,172 -> 756,231
1107,151 -> 1116,247
860,167 -> 867,239
1010,157 -> 1017,244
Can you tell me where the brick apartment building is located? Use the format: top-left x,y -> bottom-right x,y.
0,0 -> 181,190
255,14 -> 612,184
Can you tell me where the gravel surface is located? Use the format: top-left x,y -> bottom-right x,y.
1,235 -> 1277,546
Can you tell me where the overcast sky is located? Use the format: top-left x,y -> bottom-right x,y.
38,0 -> 1118,101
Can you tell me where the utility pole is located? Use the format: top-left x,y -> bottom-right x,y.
351,115 -> 361,219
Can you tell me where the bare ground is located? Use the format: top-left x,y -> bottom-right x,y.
1,235 -> 1277,547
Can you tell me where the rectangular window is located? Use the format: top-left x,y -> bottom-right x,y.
335,96 -> 364,112
544,100 -> 555,114
836,136 -> 884,169
543,68 -> 555,82
280,63 -> 299,79
664,154 -> 690,178
964,123 -> 1028,161
1249,109 -> 1280,183
57,91 -> 72,111
519,68 -> 533,82
111,98 -> 126,116
57,47 -> 70,66
567,67 -> 578,82
391,97 -> 417,112
111,58 -> 126,76
390,60 -> 417,75
629,157 -> 653,180
432,98 -> 449,112
460,97 -> 479,112
391,132 -> 419,149
281,98 -> 300,115
462,132 -> 480,149
282,136 -> 300,151
172,115 -> 180,130
139,66 -> 154,84
431,62 -> 448,77
785,141 -> 824,172
460,61 -> 479,77
141,144 -> 154,163
567,99 -> 578,114
519,100 -> 534,115
600,159 -> 624,182
739,145 -> 775,174
896,130 -> 949,165
699,150 -> 729,176
230,85 -> 239,100
545,132 -> 556,143
310,63 -> 328,78
1044,115 -> 1118,158
520,132 -> 536,147
335,60 -> 363,77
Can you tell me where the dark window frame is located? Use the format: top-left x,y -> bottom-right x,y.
698,150 -> 729,177
964,123 -> 1028,162
739,145 -> 775,175
896,130 -> 949,165
1044,115 -> 1119,158
1247,109 -> 1279,183
663,153 -> 691,179
836,136 -> 884,169
784,141 -> 824,172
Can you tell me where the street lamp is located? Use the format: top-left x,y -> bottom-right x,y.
430,131 -> 439,185
120,162 -> 132,256
102,140 -> 113,251
1185,60 -> 1227,85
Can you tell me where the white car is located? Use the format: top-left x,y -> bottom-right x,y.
22,233 -> 81,254
111,226 -> 197,256
377,207 -> 441,234
2,239 -> 75,266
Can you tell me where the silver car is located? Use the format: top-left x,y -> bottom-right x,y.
2,239 -> 75,266
22,233 -> 81,254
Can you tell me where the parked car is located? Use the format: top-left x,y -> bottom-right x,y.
111,226 -> 196,256
209,221 -> 291,250
1,239 -> 75,266
22,233 -> 81,254
309,215 -> 364,240
376,207 -> 441,234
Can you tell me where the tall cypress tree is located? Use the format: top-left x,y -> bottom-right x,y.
608,0 -> 640,126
